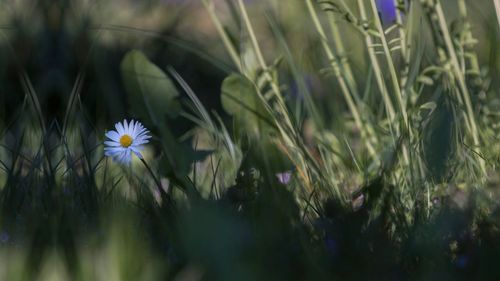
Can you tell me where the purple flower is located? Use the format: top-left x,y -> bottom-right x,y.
376,0 -> 397,24
325,237 -> 339,257
456,255 -> 470,268
276,171 -> 292,185
0,231 -> 9,243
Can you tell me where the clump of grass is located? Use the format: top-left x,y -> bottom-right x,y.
0,0 -> 499,280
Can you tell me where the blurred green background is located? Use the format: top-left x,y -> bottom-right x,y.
0,0 -> 500,280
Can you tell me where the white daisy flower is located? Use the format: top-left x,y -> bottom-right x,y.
104,119 -> 151,165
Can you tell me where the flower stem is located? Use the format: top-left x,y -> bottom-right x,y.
494,0 -> 500,30
140,158 -> 169,202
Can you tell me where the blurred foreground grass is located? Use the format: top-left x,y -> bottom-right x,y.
1,0 -> 500,280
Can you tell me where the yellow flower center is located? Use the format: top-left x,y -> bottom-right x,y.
119,134 -> 133,148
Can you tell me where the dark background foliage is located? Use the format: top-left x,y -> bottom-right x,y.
0,0 -> 500,280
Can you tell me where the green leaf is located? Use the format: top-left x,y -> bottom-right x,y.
417,75 -> 434,86
422,99 -> 457,182
120,50 -> 181,125
158,123 -> 211,179
220,74 -> 274,136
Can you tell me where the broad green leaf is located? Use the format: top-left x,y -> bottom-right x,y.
220,74 -> 274,136
120,50 -> 181,125
158,122 -> 211,180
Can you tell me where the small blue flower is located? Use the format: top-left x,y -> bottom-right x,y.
276,171 -> 292,185
377,0 -> 397,24
104,119 -> 151,165
456,255 -> 469,268
325,236 -> 338,257
0,231 -> 9,243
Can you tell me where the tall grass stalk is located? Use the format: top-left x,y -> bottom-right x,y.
457,0 -> 483,87
356,0 -> 396,122
400,0 -> 416,93
424,0 -> 486,175
236,0 -> 301,143
236,0 -> 331,195
326,12 -> 360,100
306,0 -> 378,159
236,0 -> 282,101
393,0 -> 408,60
205,0 -> 303,166
368,0 -> 409,129
265,14 -> 324,128
357,0 -> 410,166
201,0 -> 242,72
494,0 -> 500,29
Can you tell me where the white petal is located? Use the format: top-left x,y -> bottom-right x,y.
104,147 -> 124,157
123,119 -> 129,134
104,146 -> 123,153
105,130 -> 120,142
139,131 -> 150,138
134,135 -> 150,141
134,121 -> 142,133
104,140 -> 121,147
132,139 -> 149,146
130,145 -> 144,153
133,122 -> 143,138
136,132 -> 150,141
115,122 -> 125,135
114,150 -> 127,164
127,119 -> 133,135
130,121 -> 138,138
130,120 -> 135,135
122,149 -> 132,164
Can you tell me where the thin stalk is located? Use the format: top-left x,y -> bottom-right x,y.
140,158 -> 169,203
357,0 -> 396,121
368,0 -> 409,128
392,1 -> 414,170
394,0 -> 412,91
326,12 -> 360,101
457,0 -> 483,84
201,0 -> 242,72
432,0 -> 486,175
237,0 -> 282,101
362,0 -> 410,166
404,2 -> 419,96
393,0 -> 408,61
266,13 -> 324,128
235,1 -> 293,132
306,0 -> 378,158
236,0 -> 297,138
494,0 -> 500,30
237,0 -> 320,187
